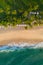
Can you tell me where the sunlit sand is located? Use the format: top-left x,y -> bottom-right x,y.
0,26 -> 43,45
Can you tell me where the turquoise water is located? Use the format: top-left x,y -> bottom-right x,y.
0,43 -> 43,65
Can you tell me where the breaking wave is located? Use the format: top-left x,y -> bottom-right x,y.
0,42 -> 43,52
0,42 -> 43,65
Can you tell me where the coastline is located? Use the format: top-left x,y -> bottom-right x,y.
0,26 -> 43,46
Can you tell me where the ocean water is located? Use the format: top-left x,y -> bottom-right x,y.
0,42 -> 43,65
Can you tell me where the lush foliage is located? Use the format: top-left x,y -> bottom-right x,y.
0,0 -> 43,26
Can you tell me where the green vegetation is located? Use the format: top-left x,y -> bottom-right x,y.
0,0 -> 43,27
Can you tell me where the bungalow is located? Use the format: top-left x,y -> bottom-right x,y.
30,11 -> 39,15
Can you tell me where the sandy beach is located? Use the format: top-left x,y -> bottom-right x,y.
0,26 -> 43,45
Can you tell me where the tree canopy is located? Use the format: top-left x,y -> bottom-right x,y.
0,0 -> 43,26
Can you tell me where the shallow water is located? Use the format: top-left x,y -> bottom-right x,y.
0,42 -> 43,65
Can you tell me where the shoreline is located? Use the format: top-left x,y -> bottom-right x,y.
0,26 -> 43,46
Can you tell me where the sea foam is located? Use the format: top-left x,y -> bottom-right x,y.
0,42 -> 43,52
